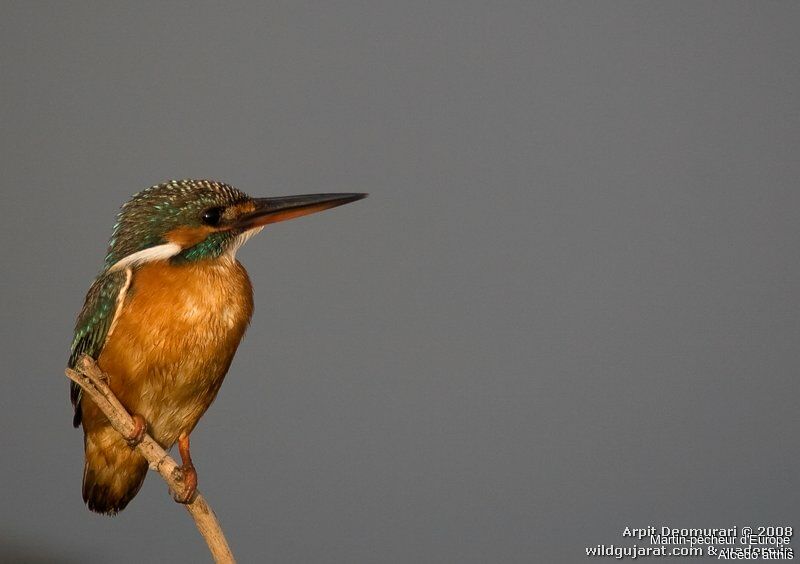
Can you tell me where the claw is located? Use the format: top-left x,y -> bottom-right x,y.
126,414 -> 147,448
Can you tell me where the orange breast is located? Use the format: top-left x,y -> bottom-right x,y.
89,258 -> 254,447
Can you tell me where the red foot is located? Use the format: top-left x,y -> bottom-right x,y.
126,414 -> 147,448
171,464 -> 198,504
171,433 -> 198,504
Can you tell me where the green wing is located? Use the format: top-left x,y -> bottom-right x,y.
69,268 -> 131,427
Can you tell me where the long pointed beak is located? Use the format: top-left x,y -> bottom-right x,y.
235,193 -> 367,230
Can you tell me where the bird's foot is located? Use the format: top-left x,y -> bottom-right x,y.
170,463 -> 198,504
125,414 -> 147,448
170,432 -> 198,504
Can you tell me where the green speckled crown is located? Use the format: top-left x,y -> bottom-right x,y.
103,179 -> 249,269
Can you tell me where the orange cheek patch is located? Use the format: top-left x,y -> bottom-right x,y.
232,201 -> 256,215
165,225 -> 216,248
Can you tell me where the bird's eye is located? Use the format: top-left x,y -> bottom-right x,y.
200,207 -> 224,226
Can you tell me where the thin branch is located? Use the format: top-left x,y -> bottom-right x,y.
66,354 -> 235,564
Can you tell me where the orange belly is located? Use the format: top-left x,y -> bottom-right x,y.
85,258 -> 254,448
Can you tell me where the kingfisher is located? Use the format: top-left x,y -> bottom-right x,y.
68,179 -> 366,515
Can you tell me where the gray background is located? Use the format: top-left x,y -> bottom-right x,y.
1,2 -> 797,563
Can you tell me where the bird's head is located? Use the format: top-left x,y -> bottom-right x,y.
103,179 -> 366,271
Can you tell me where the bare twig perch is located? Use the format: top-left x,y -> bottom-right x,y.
66,354 -> 235,564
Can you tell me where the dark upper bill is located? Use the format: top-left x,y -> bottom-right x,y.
234,193 -> 367,229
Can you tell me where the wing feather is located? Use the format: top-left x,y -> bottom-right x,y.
68,268 -> 132,427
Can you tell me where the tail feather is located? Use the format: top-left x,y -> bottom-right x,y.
82,426 -> 148,515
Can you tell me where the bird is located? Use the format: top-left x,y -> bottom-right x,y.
68,179 -> 366,515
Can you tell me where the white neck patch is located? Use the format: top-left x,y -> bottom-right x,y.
108,242 -> 183,272
225,227 -> 264,260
